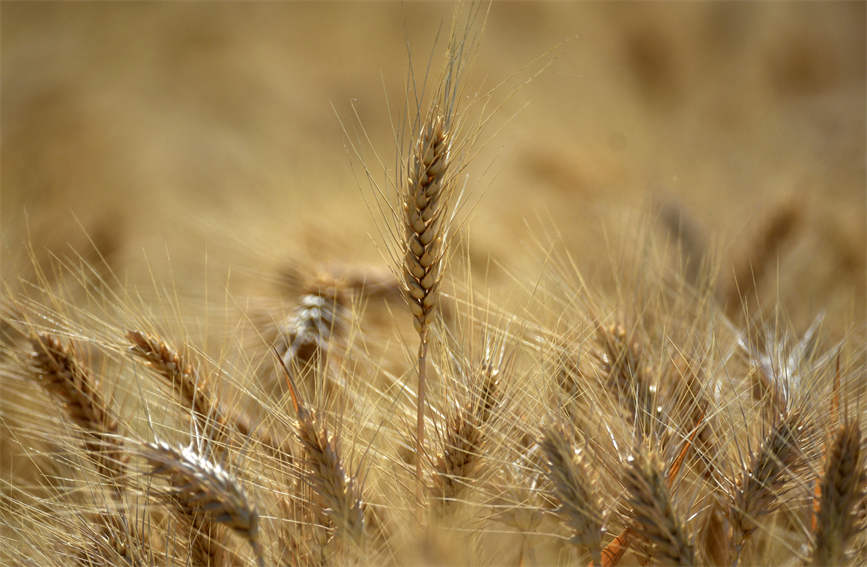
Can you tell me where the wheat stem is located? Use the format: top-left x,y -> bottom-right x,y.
417,335 -> 429,513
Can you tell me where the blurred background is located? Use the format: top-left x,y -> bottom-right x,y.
2,1 -> 864,335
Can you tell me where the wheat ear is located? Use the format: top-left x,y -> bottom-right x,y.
810,420 -> 864,566
729,410 -> 807,563
128,330 -> 293,466
622,450 -> 695,566
403,110 -> 450,507
29,333 -> 127,491
295,410 -> 365,544
276,350 -> 365,544
431,355 -> 500,504
540,423 -> 603,566
277,280 -> 347,391
594,323 -> 659,440
143,440 -> 263,567
600,422 -> 700,567
126,330 -> 228,437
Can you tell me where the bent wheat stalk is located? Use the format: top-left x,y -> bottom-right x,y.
126,330 -> 227,439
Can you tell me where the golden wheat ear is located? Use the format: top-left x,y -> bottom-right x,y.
403,110 -> 450,338
142,440 -> 264,567
540,423 -> 604,566
810,420 -> 864,566
622,450 -> 695,567
592,323 -> 661,441
275,348 -> 366,547
402,108 -> 453,509
294,410 -> 366,545
28,333 -> 127,493
431,348 -> 501,505
728,409 -> 809,564
126,329 -> 227,437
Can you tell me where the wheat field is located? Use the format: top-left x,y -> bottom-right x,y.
1,2 -> 865,566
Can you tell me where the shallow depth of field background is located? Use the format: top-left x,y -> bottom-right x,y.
2,1 -> 865,335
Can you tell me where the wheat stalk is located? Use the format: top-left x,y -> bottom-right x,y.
294,410 -> 365,545
126,330 -> 225,434
810,420 -> 864,566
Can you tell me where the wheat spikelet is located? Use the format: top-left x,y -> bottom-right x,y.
540,423 -> 604,566
622,450 -> 695,566
127,329 -> 296,475
431,353 -> 500,503
810,420 -> 864,566
28,333 -> 127,490
127,330 -> 218,423
729,409 -> 807,562
143,440 -> 263,567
